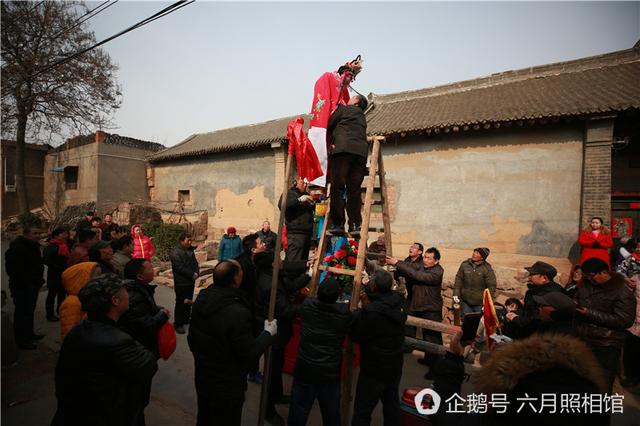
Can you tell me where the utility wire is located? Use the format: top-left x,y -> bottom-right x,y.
49,0 -> 117,42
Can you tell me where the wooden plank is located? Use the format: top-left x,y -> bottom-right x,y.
406,315 -> 461,335
404,337 -> 448,356
308,185 -> 332,297
258,152 -> 293,426
377,143 -> 392,257
318,265 -> 357,276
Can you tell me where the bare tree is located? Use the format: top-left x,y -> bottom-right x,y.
1,1 -> 121,214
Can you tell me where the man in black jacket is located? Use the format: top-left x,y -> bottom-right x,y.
52,274 -> 158,426
288,277 -> 353,426
351,269 -> 407,426
387,247 -> 444,373
120,259 -> 170,425
169,233 -> 199,334
504,261 -> 564,340
279,177 -> 315,263
89,240 -> 116,274
327,94 -> 368,236
43,226 -> 70,322
188,260 -> 277,426
575,257 -> 636,392
5,225 -> 45,349
257,220 -> 278,253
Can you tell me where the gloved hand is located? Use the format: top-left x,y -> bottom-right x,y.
453,296 -> 460,304
298,195 -> 314,204
592,241 -> 601,248
193,272 -> 199,280
264,319 -> 278,336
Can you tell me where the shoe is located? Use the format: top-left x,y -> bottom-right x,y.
175,325 -> 186,334
265,412 -> 285,426
348,224 -> 361,237
274,394 -> 291,405
328,226 -> 345,236
47,314 -> 59,322
17,341 -> 37,350
620,376 -> 639,388
248,371 -> 263,384
30,333 -> 45,340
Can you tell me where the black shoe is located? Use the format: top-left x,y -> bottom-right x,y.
328,225 -> 345,235
175,325 -> 186,334
620,376 -> 639,388
30,333 -> 45,341
17,341 -> 37,350
275,394 -> 291,405
348,224 -> 361,237
47,314 -> 60,322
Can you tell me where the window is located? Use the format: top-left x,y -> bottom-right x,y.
178,189 -> 191,204
4,157 -> 15,192
64,166 -> 78,190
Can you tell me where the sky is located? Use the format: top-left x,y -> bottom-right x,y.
83,1 -> 640,148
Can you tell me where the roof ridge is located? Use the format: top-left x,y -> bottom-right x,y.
194,114 -> 306,138
375,46 -> 640,104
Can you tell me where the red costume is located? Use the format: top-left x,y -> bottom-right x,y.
578,230 -> 613,266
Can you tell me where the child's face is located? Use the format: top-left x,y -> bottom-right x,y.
506,303 -> 518,313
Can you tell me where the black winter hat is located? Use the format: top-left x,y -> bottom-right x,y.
474,247 -> 490,260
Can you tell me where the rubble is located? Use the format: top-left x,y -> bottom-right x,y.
49,202 -> 96,230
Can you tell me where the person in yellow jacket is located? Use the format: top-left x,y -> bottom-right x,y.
59,262 -> 100,339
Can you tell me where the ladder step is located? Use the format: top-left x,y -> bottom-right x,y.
318,265 -> 357,276
368,227 -> 385,233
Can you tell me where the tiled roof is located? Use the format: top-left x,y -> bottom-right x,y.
366,47 -> 640,135
151,45 -> 640,162
150,115 -> 310,162
52,132 -> 164,152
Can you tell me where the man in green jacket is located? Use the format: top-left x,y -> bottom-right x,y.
453,247 -> 497,316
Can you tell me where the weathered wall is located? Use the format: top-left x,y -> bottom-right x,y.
381,124 -> 584,258
43,143 -> 99,215
151,148 -> 275,239
97,143 -> 151,214
1,143 -> 48,216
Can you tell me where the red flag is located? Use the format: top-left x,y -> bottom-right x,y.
483,288 -> 501,350
287,116 -> 323,182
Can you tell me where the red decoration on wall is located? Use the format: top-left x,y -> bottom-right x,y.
612,217 -> 633,238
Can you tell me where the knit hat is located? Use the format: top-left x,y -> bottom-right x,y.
474,247 -> 490,260
318,277 -> 341,304
226,226 -> 236,234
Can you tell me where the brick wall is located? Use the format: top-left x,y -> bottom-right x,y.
581,117 -> 615,227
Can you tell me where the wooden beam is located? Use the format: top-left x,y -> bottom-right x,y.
406,315 -> 462,335
318,265 -> 356,276
404,337 -> 448,356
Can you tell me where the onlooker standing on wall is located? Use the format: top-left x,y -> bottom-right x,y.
575,257 -> 636,392
44,226 -> 70,322
453,247 -> 497,316
578,216 -> 613,266
279,177 -> 315,263
351,269 -> 407,426
5,225 -> 45,350
52,274 -> 158,426
257,220 -> 278,253
170,233 -> 199,334
75,211 -> 94,234
100,213 -> 119,242
131,225 -> 154,261
110,236 -> 133,278
90,217 -> 103,240
217,226 -> 242,261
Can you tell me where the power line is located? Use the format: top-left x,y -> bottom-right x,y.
48,1 -> 117,43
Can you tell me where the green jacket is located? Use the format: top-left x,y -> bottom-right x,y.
453,259 -> 497,306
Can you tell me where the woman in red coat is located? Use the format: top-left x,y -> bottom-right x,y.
131,224 -> 155,261
578,216 -> 613,266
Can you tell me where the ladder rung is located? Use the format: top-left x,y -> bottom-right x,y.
368,227 -> 385,233
371,200 -> 382,205
318,265 -> 357,276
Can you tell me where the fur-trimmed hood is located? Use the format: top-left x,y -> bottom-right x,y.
474,333 -> 608,394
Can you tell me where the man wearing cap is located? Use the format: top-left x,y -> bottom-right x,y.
52,274 -> 158,426
574,257 -> 636,392
504,261 -> 564,339
279,177 -> 315,263
453,248 -> 497,316
88,240 -> 115,274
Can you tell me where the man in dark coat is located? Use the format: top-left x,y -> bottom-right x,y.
257,220 -> 278,253
575,257 -> 636,392
52,274 -> 158,426
120,259 -> 170,425
88,240 -> 116,274
453,247 -> 497,316
327,94 -> 369,236
188,260 -> 276,426
5,225 -> 45,349
74,211 -> 94,234
387,247 -> 444,373
504,261 -> 564,339
169,232 -> 199,334
388,242 -> 423,346
43,226 -> 70,322
288,277 -> 353,426
279,177 -> 315,263
351,269 -> 407,426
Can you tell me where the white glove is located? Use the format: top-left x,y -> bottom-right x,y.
453,296 -> 460,304
193,272 -> 199,280
298,195 -> 314,204
264,319 -> 278,336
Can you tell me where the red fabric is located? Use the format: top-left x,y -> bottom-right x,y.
283,318 -> 360,379
131,224 -> 154,261
578,230 -> 613,266
483,288 -> 500,350
157,321 -> 177,360
50,238 -> 70,258
309,71 -> 350,129
281,226 -> 288,250
287,116 -> 323,182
